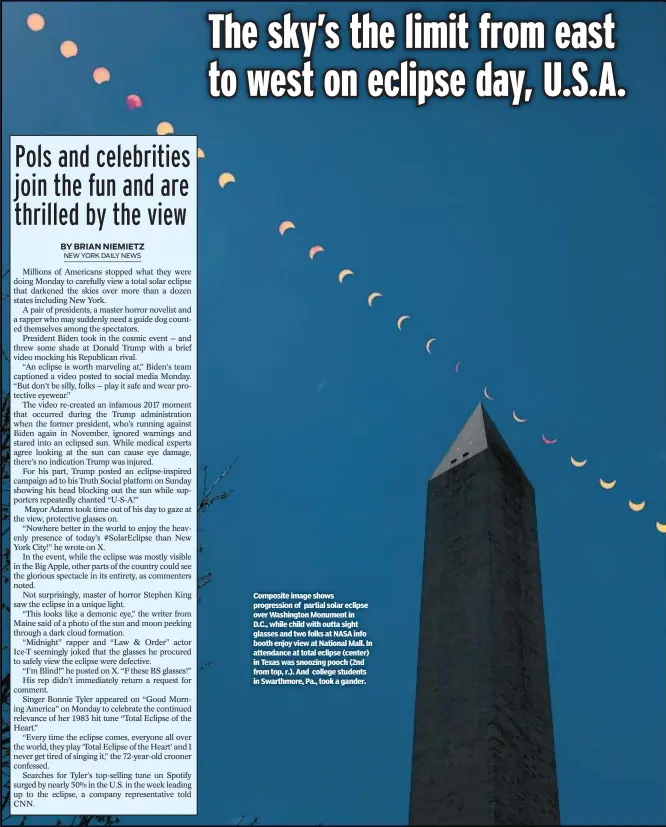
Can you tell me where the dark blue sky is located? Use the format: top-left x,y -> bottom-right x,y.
3,2 -> 665,825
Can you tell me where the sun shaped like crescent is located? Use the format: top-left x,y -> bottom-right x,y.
279,221 -> 295,235
570,457 -> 587,468
542,434 -> 558,445
338,269 -> 354,284
218,172 -> 235,188
454,361 -> 462,373
397,315 -> 410,331
483,386 -> 494,401
656,522 -> 666,534
628,500 -> 645,512
368,292 -> 382,307
512,411 -> 527,423
309,246 -> 324,260
425,338 -> 436,354
599,478 -> 616,490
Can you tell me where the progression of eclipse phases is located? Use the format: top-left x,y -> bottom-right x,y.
20,11 -> 666,535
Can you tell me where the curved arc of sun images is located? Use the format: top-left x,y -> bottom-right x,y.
26,11 -> 664,535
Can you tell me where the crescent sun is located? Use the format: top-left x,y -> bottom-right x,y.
368,292 -> 382,307
483,386 -> 494,401
218,172 -> 236,188
570,457 -> 587,468
454,361 -> 462,373
309,245 -> 324,260
425,338 -> 436,354
628,500 -> 645,512
397,315 -> 410,331
512,411 -> 527,423
541,434 -> 558,445
656,522 -> 666,534
599,478 -> 617,490
279,220 -> 295,235
338,269 -> 354,284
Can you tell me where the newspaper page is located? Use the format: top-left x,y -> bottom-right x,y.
4,5 -> 663,827
9,135 -> 198,816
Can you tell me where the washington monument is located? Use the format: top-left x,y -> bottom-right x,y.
409,404 -> 560,825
